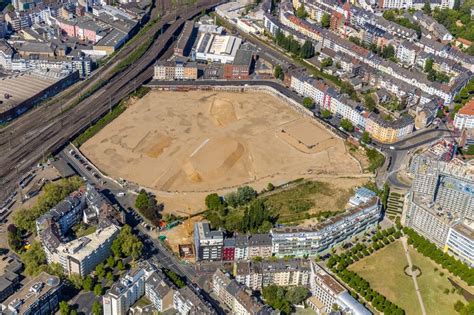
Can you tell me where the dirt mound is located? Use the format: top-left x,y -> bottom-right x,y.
209,99 -> 237,127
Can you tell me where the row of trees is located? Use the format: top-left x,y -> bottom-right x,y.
274,29 -> 315,59
327,226 -> 401,271
262,284 -> 309,314
135,189 -> 163,226
337,269 -> 405,315
163,268 -> 186,288
327,227 -> 405,315
404,228 -> 474,286
13,177 -> 83,233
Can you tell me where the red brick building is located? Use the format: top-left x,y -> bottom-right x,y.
223,49 -> 254,80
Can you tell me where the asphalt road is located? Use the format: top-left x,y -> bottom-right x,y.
0,0 -> 222,203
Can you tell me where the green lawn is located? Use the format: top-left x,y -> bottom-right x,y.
408,246 -> 467,315
349,240 -> 468,315
349,241 -> 422,315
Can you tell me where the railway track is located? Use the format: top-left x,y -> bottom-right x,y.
0,0 -> 222,200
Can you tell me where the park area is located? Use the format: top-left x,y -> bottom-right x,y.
349,240 -> 469,315
81,90 -> 365,214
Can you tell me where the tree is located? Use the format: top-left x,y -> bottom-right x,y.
107,256 -> 115,269
94,283 -> 103,296
302,97 -> 315,109
295,3 -> 307,19
382,45 -> 395,59
106,271 -> 114,283
424,58 -> 434,73
267,183 -> 275,191
135,189 -> 149,210
163,268 -> 186,288
285,287 -> 309,304
7,224 -> 22,252
364,94 -> 376,112
274,65 -> 284,80
340,119 -> 354,132
321,109 -> 331,119
83,276 -> 95,291
205,193 -> 224,211
423,0 -> 431,15
95,263 -> 106,279
321,57 -> 333,68
321,13 -> 330,28
117,260 -> 125,271
299,40 -> 314,59
21,241 -> 47,276
92,301 -> 102,315
68,274 -> 84,289
59,301 -> 71,315
112,225 -> 143,260
361,131 -> 371,144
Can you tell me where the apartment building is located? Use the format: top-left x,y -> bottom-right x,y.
235,235 -> 249,260
223,238 -> 236,261
405,194 -> 452,246
194,222 -> 224,261
454,100 -> 474,130
52,223 -> 120,276
289,70 -> 414,143
145,271 -> 175,312
365,113 -> 414,144
271,197 -> 381,257
247,234 -> 272,259
36,192 -> 85,236
153,61 -> 198,81
212,269 -> 271,315
406,156 -> 474,265
103,268 -> 148,315
396,41 -> 421,66
234,259 -> 310,291
409,158 -> 474,219
309,262 -> 371,315
379,0 -> 455,11
445,222 -> 474,267
173,287 -> 216,315
1,272 -> 62,315
277,7 -> 471,105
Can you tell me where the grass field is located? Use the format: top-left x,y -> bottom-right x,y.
349,240 -> 467,315
263,180 -> 353,224
349,241 -> 422,315
408,246 -> 467,315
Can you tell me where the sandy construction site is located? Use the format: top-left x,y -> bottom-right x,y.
82,90 -> 364,213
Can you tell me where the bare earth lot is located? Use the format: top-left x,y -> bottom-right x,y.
82,90 -> 363,214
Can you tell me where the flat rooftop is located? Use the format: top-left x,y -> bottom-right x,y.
2,272 -> 60,314
0,73 -> 58,114
57,223 -> 119,260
